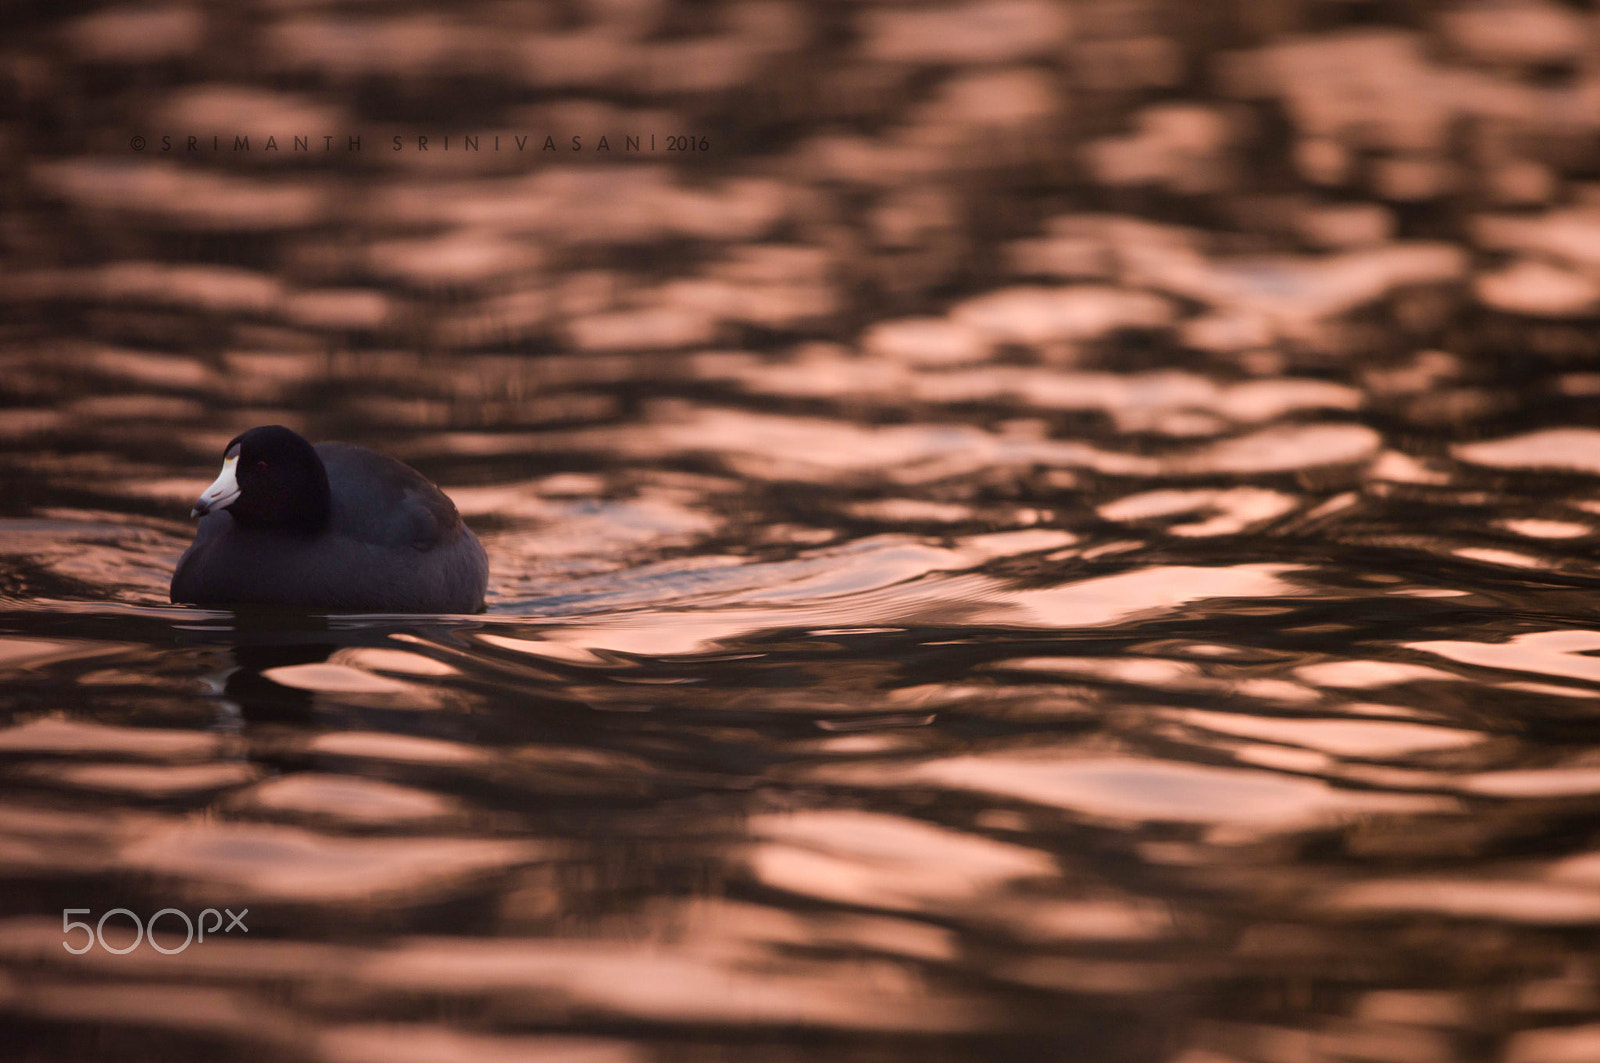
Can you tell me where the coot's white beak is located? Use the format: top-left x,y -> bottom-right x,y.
192,455 -> 241,518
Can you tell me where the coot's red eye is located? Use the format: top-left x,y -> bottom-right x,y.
255,460 -> 269,473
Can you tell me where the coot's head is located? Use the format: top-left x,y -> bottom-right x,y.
192,425 -> 331,533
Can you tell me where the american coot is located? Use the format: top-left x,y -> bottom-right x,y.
171,425 -> 488,613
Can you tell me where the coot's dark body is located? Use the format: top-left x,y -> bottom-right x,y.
171,428 -> 488,614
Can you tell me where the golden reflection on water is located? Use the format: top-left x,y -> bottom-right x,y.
13,0 -> 1600,1059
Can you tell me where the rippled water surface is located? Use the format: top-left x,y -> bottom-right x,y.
9,1 -> 1600,1061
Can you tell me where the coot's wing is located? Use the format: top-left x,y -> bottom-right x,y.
315,442 -> 464,551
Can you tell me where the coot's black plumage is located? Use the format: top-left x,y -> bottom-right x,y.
171,425 -> 488,613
